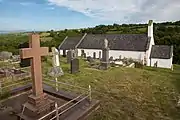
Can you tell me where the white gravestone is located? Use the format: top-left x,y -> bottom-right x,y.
49,47 -> 64,91
104,39 -> 108,48
52,47 -> 60,67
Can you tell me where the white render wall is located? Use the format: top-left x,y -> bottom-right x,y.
77,49 -> 145,61
150,57 -> 173,69
59,49 -> 65,55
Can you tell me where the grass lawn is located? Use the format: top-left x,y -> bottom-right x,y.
41,57 -> 180,120
1,57 -> 180,120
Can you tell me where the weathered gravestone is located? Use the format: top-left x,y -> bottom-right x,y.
99,39 -> 110,70
70,58 -> 79,74
81,50 -> 85,57
67,50 -> 73,63
93,52 -> 96,59
119,55 -> 122,60
48,47 -> 64,78
109,56 -> 113,61
74,49 -> 78,58
87,56 -> 94,63
0,51 -> 13,61
84,53 -> 86,58
99,51 -> 101,60
154,61 -> 158,68
62,50 -> 66,57
18,33 -> 54,118
19,42 -> 31,67
48,47 -> 64,91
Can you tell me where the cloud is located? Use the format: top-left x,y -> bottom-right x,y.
47,0 -> 180,23
46,7 -> 55,10
19,2 -> 33,6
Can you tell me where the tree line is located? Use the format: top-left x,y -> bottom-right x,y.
0,20 -> 180,64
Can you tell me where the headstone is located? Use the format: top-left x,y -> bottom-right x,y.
48,47 -> 64,78
52,47 -> 60,67
102,48 -> 109,62
144,55 -> 147,65
18,33 -> 54,118
71,58 -> 79,74
84,53 -> 86,58
81,50 -> 85,57
93,52 -> 96,59
119,55 -> 122,60
0,51 -> 13,61
74,49 -> 78,58
87,56 -> 94,63
19,42 -> 31,67
109,56 -> 113,61
99,39 -> 110,70
67,50 -> 73,63
63,50 -> 66,57
104,39 -> 108,49
99,51 -> 101,59
154,61 -> 158,68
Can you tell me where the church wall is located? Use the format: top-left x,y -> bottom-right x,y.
77,49 -> 102,58
59,50 -> 65,55
109,50 -> 145,60
150,58 -> 172,69
77,49 -> 145,61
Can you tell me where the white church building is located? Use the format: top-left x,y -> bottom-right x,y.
58,20 -> 173,69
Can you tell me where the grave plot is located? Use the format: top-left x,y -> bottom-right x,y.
0,68 -> 30,80
0,33 -> 100,120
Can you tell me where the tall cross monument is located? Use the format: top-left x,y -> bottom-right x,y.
19,34 -> 54,118
20,34 -> 48,96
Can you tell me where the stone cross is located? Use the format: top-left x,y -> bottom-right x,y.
19,34 -> 49,97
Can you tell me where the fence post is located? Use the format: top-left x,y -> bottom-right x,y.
55,102 -> 59,120
89,85 -> 91,102
55,77 -> 58,91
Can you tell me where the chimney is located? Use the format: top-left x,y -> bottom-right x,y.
148,20 -> 153,37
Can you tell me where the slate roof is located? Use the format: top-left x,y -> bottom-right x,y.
77,34 -> 149,51
150,45 -> 173,59
59,36 -> 82,50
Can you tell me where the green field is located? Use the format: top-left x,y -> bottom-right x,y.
1,57 -> 180,120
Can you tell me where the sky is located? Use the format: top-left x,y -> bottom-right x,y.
0,0 -> 180,31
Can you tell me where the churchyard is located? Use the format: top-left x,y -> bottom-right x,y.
0,49 -> 180,119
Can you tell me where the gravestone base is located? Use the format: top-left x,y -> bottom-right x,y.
99,62 -> 109,70
17,93 -> 55,119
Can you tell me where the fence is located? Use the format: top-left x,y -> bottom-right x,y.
0,65 -> 92,119
38,75 -> 92,120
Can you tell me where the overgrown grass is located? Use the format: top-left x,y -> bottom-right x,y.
1,57 -> 180,120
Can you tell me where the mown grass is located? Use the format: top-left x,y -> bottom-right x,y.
1,57 -> 180,120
